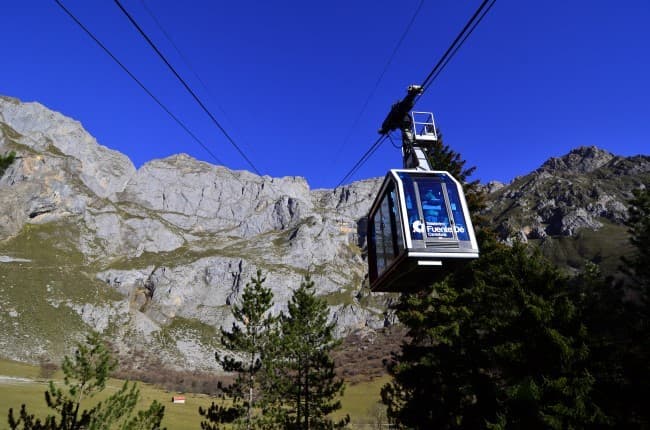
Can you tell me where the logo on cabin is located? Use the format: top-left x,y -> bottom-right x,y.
412,221 -> 465,238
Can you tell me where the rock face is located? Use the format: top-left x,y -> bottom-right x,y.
482,145 -> 650,274
0,96 -> 135,200
539,146 -> 614,174
0,96 -> 385,369
1,96 -> 647,370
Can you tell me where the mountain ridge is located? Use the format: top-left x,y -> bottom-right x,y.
483,144 -> 649,275
1,96 -> 648,371
0,96 -> 383,369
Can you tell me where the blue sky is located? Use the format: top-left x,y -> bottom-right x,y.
2,1 -> 648,189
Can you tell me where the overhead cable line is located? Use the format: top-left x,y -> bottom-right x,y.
133,1 -> 288,199
114,0 -> 262,176
335,135 -> 388,188
53,0 -> 225,167
55,1 -> 291,227
419,0 -> 495,95
332,0 -> 425,163
138,0 -> 233,123
335,0 -> 496,187
53,1 -> 264,208
388,133 -> 402,149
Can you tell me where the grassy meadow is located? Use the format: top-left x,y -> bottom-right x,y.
0,359 -> 388,429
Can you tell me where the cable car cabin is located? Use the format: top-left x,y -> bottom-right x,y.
367,169 -> 479,292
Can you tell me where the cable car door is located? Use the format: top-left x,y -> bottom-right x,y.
401,174 -> 469,248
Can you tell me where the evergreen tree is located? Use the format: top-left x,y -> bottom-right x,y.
8,332 -> 165,430
619,187 -> 650,427
382,240 -> 602,429
583,188 -> 650,427
625,187 -> 650,295
261,276 -> 349,430
0,150 -> 16,176
199,270 -> 275,430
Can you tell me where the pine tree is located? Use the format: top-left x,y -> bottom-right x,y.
625,187 -> 650,295
383,240 -> 602,429
0,150 -> 16,177
617,187 -> 650,427
8,332 -> 165,430
261,276 -> 349,430
199,270 -> 275,430
583,188 -> 650,427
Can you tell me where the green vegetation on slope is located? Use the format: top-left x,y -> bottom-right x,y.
0,222 -> 122,359
538,222 -> 634,275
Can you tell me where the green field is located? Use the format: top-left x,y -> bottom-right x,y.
0,359 -> 215,429
0,359 -> 387,429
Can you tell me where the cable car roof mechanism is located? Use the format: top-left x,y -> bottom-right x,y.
368,85 -> 479,292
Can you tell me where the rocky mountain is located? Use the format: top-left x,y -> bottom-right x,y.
0,96 -> 383,370
1,96 -> 648,371
483,145 -> 650,275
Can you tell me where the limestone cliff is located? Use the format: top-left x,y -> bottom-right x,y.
0,96 -> 383,369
